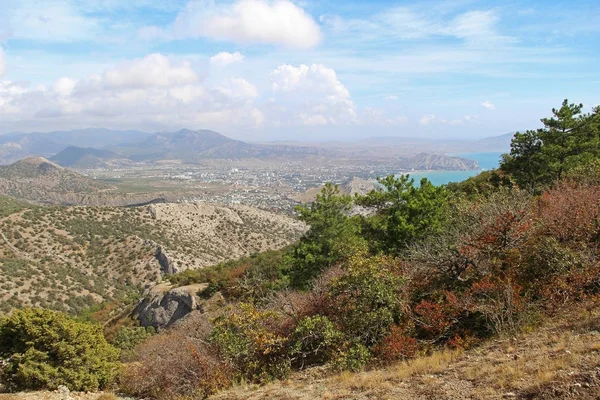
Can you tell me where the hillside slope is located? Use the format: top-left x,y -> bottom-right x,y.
50,146 -> 132,168
0,199 -> 305,314
0,157 -> 114,203
0,157 -> 165,206
118,129 -> 328,161
401,153 -> 478,171
6,300 -> 598,400
212,300 -> 600,400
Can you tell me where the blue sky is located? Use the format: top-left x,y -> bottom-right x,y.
0,0 -> 598,140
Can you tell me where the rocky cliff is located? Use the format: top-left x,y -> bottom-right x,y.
132,283 -> 226,329
401,153 -> 478,171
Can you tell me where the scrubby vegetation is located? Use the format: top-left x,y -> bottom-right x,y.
0,309 -> 120,392
119,99 -> 600,399
0,200 -> 304,315
1,100 -> 599,399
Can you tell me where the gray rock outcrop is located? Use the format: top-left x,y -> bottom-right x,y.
133,285 -> 203,329
155,246 -> 178,275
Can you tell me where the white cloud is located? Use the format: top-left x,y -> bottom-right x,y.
325,7 -> 508,44
300,113 -> 329,126
169,84 -> 206,104
0,53 -> 265,132
440,118 -> 464,125
53,77 -> 77,97
271,64 -> 350,100
146,0 -> 322,49
419,114 -> 436,125
270,64 -> 356,125
384,95 -> 398,101
217,77 -> 259,100
481,100 -> 496,110
210,51 -> 244,66
103,54 -> 198,89
448,11 -> 497,39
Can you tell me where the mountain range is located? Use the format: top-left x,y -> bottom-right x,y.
0,128 -> 515,169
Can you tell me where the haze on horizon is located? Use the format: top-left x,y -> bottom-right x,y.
0,0 -> 598,141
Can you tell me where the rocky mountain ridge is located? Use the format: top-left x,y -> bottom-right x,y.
0,128 -> 503,169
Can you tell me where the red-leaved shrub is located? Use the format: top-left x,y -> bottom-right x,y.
120,327 -> 231,400
374,325 -> 419,362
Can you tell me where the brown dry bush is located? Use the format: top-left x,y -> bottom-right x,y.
120,326 -> 231,400
538,182 -> 600,245
267,265 -> 346,334
373,324 -> 419,363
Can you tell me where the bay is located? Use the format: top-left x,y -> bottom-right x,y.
402,152 -> 505,186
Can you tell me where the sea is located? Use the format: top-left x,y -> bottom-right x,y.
405,152 -> 505,186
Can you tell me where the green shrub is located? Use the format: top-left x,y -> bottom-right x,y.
331,342 -> 371,372
326,255 -> 405,347
211,304 -> 290,382
289,315 -> 343,369
0,308 -> 121,392
112,326 -> 154,361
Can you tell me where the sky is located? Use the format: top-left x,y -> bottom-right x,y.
0,0 -> 598,141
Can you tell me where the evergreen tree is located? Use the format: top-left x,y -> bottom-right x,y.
501,99 -> 600,191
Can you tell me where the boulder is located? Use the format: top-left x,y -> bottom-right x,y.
155,246 -> 178,274
133,285 -> 205,329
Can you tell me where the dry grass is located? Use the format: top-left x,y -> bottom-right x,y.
333,348 -> 464,392
0,393 -> 122,400
211,300 -> 600,400
95,395 -> 119,400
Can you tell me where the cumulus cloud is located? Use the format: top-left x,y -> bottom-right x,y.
270,64 -> 356,125
103,54 -> 198,89
0,55 -> 419,133
210,51 -> 244,66
217,77 -> 259,100
144,0 -> 322,49
481,100 -> 496,110
0,53 -> 264,132
53,77 -> 77,97
419,114 -> 436,125
271,64 -> 350,100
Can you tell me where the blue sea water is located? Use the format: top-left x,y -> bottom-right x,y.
404,152 -> 505,186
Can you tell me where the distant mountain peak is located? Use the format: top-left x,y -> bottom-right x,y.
50,146 -> 126,168
0,156 -> 113,203
17,156 -> 63,169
